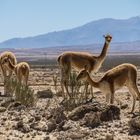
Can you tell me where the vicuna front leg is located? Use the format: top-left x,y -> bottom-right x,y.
110,84 -> 115,104
127,86 -> 137,113
2,67 -> 13,95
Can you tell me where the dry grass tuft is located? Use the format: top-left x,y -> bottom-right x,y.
6,78 -> 37,107
60,71 -> 93,111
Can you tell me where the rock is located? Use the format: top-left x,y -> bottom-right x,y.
28,117 -> 35,123
80,111 -> 101,128
43,135 -> 50,140
62,122 -> 72,131
129,116 -> 140,135
0,107 -> 6,112
30,122 -> 41,131
43,106 -> 67,132
46,120 -> 57,132
100,105 -> 120,121
30,121 -> 47,132
49,134 -> 58,140
68,132 -> 87,139
0,98 -> 15,107
57,120 -> 65,131
120,104 -> 128,109
51,107 -> 67,124
14,120 -> 30,133
68,102 -> 120,122
68,102 -> 101,121
34,115 -> 42,121
105,133 -> 114,140
7,101 -> 26,111
37,89 -> 53,98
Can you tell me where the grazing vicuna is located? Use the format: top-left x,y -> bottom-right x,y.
0,51 -> 17,95
58,34 -> 112,99
76,63 -> 140,113
2,56 -> 30,86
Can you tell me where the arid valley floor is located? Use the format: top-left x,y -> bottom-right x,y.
0,54 -> 140,140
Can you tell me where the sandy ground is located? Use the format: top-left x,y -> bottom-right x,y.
0,67 -> 140,140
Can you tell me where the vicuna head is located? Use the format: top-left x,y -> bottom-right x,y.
76,66 -> 89,82
103,34 -> 112,44
1,55 -> 11,67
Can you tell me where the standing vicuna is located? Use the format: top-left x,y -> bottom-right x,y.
0,51 -> 17,95
57,34 -> 112,99
2,56 -> 30,86
76,63 -> 140,113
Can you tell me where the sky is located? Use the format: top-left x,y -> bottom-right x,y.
0,0 -> 140,42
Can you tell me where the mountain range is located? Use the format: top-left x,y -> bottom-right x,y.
0,16 -> 140,49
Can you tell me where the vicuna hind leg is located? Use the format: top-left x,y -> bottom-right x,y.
133,85 -> 140,113
128,71 -> 140,113
24,70 -> 29,86
60,66 -> 71,99
127,85 -> 137,113
129,83 -> 140,113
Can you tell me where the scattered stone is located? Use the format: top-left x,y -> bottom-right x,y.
30,122 -> 42,131
34,115 -> 42,121
43,135 -> 50,140
100,105 -> 120,121
0,98 -> 15,107
7,101 -> 26,111
105,133 -> 114,140
51,107 -> 67,124
80,111 -> 101,128
37,89 -> 53,98
62,122 -> 72,131
14,120 -> 30,133
129,116 -> 140,135
46,120 -> 57,132
28,117 -> 35,123
120,104 -> 128,109
68,132 -> 87,139
0,107 -> 6,112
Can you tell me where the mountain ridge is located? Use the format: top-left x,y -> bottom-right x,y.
0,16 -> 140,48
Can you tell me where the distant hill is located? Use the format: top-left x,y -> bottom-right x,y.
0,16 -> 140,48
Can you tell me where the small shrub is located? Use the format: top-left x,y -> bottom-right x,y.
61,71 -> 93,111
6,78 -> 37,107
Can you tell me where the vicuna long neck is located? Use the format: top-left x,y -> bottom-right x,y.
8,59 -> 16,70
98,42 -> 109,61
87,75 -> 100,88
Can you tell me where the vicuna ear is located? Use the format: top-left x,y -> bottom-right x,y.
103,35 -> 106,38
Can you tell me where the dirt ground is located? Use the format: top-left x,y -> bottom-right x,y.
0,67 -> 140,140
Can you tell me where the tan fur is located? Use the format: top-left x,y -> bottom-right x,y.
2,57 -> 30,86
58,34 -> 112,98
77,63 -> 140,113
15,62 -> 30,85
0,51 -> 17,94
